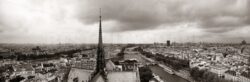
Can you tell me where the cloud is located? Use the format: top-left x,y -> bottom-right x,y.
0,0 -> 99,43
77,0 -> 250,33
0,0 -> 249,43
1,0 -> 249,33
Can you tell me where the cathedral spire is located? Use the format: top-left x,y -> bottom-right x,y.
96,8 -> 105,72
98,8 -> 103,48
89,9 -> 107,82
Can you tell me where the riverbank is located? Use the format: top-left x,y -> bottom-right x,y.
149,65 -> 189,82
151,73 -> 164,82
158,63 -> 195,82
140,54 -> 195,82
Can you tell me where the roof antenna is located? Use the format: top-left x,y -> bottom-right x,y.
100,8 -> 102,16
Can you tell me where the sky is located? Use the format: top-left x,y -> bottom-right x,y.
0,0 -> 249,44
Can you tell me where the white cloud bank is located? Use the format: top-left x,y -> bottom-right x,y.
0,0 -> 249,43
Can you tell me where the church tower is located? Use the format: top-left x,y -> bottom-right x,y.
96,9 -> 106,74
90,9 -> 107,82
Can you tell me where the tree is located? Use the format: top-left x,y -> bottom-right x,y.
73,77 -> 78,82
0,56 -> 3,60
202,71 -> 211,82
139,66 -> 153,82
0,77 -> 5,82
206,73 -> 215,82
28,76 -> 35,79
10,76 -> 25,82
212,76 -> 220,82
248,57 -> 250,66
241,40 -> 247,45
190,67 -> 200,80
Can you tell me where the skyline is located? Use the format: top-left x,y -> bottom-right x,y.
0,0 -> 249,44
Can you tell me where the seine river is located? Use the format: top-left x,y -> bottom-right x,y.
149,65 -> 189,82
125,50 -> 190,82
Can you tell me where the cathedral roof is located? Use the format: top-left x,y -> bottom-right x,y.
107,71 -> 140,82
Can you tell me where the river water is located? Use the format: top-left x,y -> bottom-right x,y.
124,50 -> 190,82
149,65 -> 189,82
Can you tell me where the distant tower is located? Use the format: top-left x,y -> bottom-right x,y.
32,46 -> 41,55
167,40 -> 171,46
241,40 -> 247,45
241,40 -> 247,54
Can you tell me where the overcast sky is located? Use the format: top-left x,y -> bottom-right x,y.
0,0 -> 249,44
